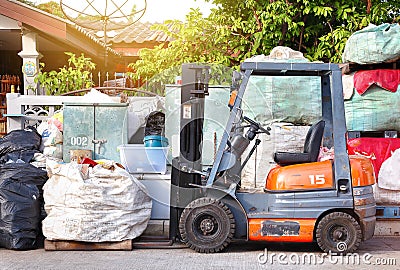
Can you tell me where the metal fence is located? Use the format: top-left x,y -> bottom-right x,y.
6,93 -> 112,131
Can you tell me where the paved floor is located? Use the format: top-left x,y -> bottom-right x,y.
1,237 -> 400,270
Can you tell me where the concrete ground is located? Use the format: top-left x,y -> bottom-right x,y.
1,236 -> 400,270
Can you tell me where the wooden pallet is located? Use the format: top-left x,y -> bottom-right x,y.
376,206 -> 400,220
132,235 -> 174,248
44,239 -> 133,251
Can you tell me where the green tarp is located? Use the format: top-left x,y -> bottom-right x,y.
242,75 -> 400,132
242,75 -> 322,125
342,23 -> 400,64
345,86 -> 400,131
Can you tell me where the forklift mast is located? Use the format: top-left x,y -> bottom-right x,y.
169,64 -> 210,241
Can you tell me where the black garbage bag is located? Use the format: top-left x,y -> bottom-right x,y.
0,127 -> 41,159
0,163 -> 48,250
0,163 -> 48,201
144,111 -> 165,136
0,179 -> 40,250
0,149 -> 40,164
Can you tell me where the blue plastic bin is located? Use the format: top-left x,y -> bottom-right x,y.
144,135 -> 169,147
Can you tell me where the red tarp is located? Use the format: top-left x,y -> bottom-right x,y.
354,69 -> 400,95
347,138 -> 400,179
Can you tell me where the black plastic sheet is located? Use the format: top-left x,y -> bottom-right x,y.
0,127 -> 41,162
0,149 -> 40,164
144,111 -> 165,136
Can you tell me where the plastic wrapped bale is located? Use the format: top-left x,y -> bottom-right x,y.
342,23 -> 400,64
0,163 -> 48,250
242,75 -> 322,125
43,161 -> 152,242
345,85 -> 400,132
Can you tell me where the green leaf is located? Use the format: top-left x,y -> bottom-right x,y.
36,52 -> 95,95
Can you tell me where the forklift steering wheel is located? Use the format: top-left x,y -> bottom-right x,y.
243,116 -> 270,135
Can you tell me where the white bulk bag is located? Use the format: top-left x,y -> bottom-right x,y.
42,160 -> 152,242
378,148 -> 400,191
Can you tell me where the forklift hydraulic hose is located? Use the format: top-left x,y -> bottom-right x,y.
241,139 -> 261,171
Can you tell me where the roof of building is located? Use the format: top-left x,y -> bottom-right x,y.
109,21 -> 173,44
1,0 -> 176,61
0,0 -> 119,57
85,21 -> 174,44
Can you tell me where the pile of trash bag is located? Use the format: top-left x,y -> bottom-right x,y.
0,127 -> 48,250
0,163 -> 48,249
36,112 -> 63,159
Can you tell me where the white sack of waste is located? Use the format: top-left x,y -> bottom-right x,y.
42,160 -> 152,242
378,148 -> 400,191
82,88 -> 117,103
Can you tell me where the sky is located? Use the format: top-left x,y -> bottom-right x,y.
141,0 -> 214,22
33,0 -> 214,23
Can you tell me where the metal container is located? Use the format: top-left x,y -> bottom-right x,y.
63,102 -> 128,162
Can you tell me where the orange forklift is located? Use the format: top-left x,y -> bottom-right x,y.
169,62 -> 376,254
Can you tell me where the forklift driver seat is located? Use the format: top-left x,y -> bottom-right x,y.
273,120 -> 325,166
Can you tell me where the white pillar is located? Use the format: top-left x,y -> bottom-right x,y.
18,30 -> 43,95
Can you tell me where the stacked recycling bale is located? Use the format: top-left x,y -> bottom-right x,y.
342,23 -> 400,131
341,23 -> 400,204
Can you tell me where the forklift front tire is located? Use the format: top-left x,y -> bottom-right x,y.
179,197 -> 235,253
316,212 -> 362,254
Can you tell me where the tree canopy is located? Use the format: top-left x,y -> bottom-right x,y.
208,0 -> 399,63
128,9 -> 232,82
37,1 -> 65,19
130,0 -> 399,81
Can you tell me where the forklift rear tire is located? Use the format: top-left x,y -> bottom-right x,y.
179,197 -> 235,253
316,212 -> 362,254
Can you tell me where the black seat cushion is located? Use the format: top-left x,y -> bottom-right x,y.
273,120 -> 325,166
273,152 -> 311,166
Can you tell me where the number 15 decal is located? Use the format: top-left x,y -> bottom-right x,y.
309,175 -> 326,185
